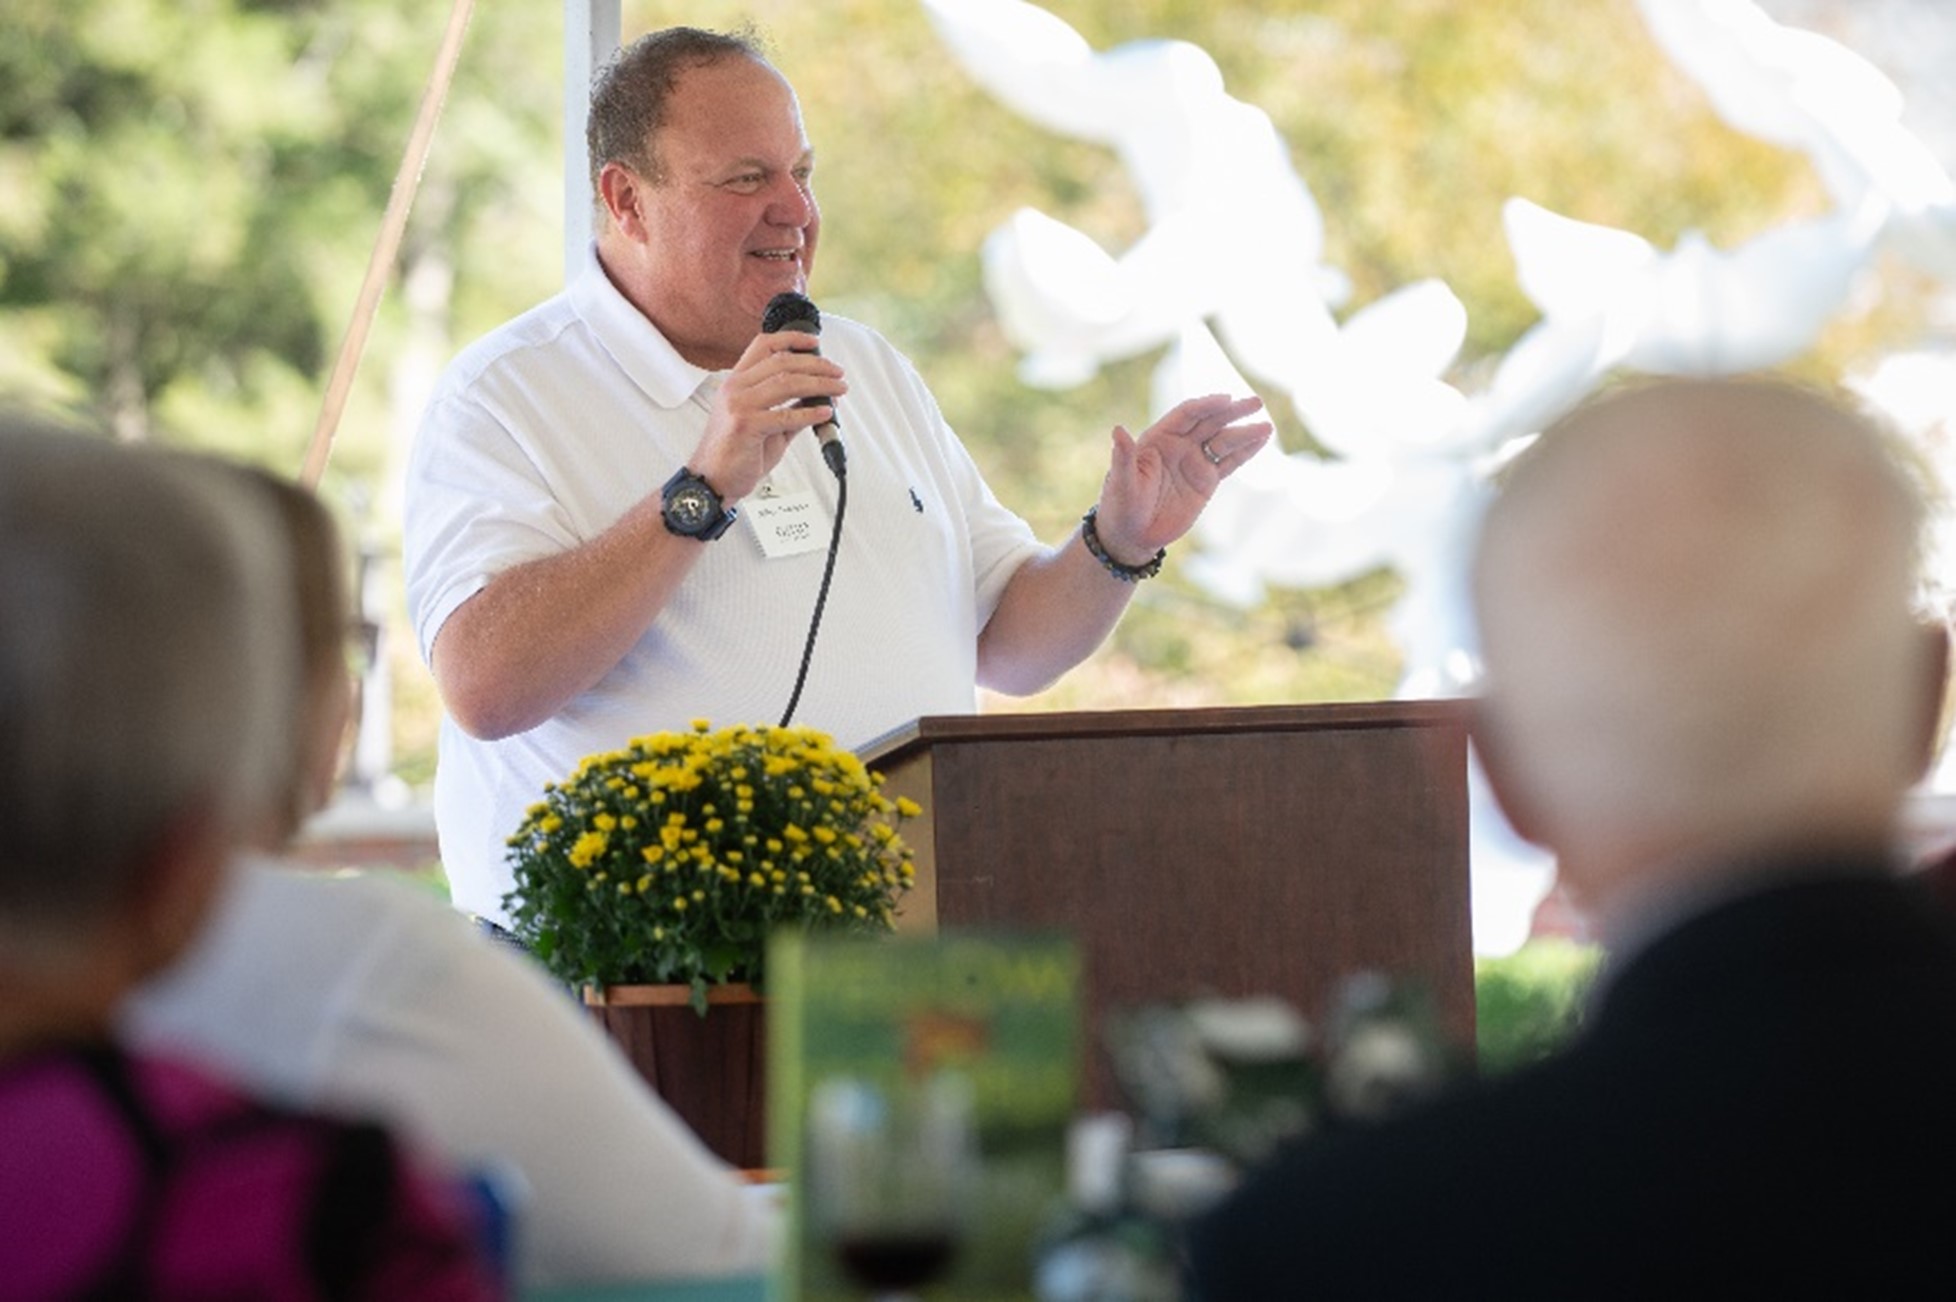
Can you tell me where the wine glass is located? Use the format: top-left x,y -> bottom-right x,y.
806,1071 -> 977,1300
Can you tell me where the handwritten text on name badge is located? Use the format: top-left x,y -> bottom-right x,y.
748,491 -> 829,559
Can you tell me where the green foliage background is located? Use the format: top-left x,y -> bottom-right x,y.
1,0 -> 1936,786
1475,939 -> 1602,1076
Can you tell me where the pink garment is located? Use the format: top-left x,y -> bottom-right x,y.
0,1042 -> 501,1300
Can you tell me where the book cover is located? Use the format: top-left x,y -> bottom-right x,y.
768,930 -> 1081,1300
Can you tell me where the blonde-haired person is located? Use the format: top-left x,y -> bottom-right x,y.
0,419 -> 497,1297
1189,377 -> 1956,1300
124,464 -> 778,1288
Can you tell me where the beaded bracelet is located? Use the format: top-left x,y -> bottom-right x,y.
1080,507 -> 1166,582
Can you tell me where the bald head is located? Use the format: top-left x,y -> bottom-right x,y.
1473,377 -> 1930,917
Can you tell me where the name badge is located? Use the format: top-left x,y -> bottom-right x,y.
747,491 -> 830,558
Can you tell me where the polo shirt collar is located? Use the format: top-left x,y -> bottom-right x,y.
569,243 -> 717,409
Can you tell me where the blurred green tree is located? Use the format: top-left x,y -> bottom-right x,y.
0,0 -> 560,476
1,0 -> 335,442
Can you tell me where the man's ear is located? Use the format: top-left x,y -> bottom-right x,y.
598,162 -> 649,241
1913,618 -> 1952,784
1470,699 -> 1547,850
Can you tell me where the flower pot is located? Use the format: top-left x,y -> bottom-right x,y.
582,982 -> 768,1171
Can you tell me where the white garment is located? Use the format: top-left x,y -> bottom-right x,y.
120,865 -> 778,1288
405,247 -> 1041,923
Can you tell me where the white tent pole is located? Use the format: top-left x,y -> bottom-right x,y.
564,0 -> 623,283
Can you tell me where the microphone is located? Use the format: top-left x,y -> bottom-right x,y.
762,291 -> 845,477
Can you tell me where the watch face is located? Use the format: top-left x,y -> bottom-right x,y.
662,468 -> 732,540
669,485 -> 713,531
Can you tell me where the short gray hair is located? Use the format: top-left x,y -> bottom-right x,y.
585,25 -> 770,196
0,419 -> 297,956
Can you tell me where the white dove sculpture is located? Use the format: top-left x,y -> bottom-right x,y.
1636,0 -> 1956,304
1636,0 -> 1952,219
1499,193 -> 1887,379
1180,266 -> 1523,718
920,0 -> 1345,395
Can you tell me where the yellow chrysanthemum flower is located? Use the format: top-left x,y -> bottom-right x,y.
506,720 -> 925,993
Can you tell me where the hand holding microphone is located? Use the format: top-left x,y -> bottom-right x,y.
763,291 -> 846,478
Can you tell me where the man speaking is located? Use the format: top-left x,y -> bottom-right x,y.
403,26 -> 1270,928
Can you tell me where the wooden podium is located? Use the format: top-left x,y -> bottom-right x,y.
859,701 -> 1474,1106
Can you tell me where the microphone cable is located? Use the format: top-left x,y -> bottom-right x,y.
762,292 -> 848,728
779,441 -> 847,728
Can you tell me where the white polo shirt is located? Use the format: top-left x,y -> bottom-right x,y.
404,248 -> 1042,923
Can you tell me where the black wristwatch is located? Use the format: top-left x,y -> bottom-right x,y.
660,467 -> 736,541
